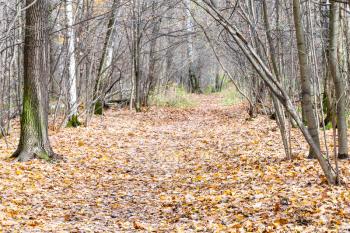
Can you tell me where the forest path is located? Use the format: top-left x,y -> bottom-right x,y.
0,94 -> 349,232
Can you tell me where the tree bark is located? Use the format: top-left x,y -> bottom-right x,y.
12,0 -> 59,162
292,0 -> 321,159
184,0 -> 201,93
262,0 -> 291,159
94,0 -> 119,115
66,0 -> 80,127
144,1 -> 161,105
329,1 -> 348,159
131,0 -> 141,112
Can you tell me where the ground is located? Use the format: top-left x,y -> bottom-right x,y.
0,94 -> 350,232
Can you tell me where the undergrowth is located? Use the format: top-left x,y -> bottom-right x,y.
150,86 -> 197,108
221,87 -> 242,106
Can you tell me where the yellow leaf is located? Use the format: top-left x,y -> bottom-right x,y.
111,203 -> 119,209
78,140 -> 85,147
100,155 -> 110,161
194,175 -> 203,182
15,170 -> 22,175
235,214 -> 245,221
274,218 -> 288,226
223,190 -> 232,195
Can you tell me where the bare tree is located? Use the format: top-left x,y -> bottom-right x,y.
292,0 -> 321,159
191,0 -> 338,184
66,0 -> 80,126
329,0 -> 348,159
12,0 -> 59,162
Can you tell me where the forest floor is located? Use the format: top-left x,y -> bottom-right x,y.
0,94 -> 350,232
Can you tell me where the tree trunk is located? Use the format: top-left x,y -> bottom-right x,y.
12,0 -> 59,162
184,0 -> 201,93
94,0 -> 119,115
292,0 -> 321,159
329,1 -> 348,159
144,1 -> 161,106
262,0 -> 291,159
214,66 -> 222,92
66,0 -> 80,127
131,0 -> 141,112
194,0 -> 338,184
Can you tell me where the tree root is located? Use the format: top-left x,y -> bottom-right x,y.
11,147 -> 62,162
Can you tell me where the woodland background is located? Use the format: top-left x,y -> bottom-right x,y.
0,0 -> 350,231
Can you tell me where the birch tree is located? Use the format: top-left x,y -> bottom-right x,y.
66,0 -> 80,127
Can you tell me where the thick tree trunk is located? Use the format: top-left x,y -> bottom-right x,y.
12,0 -> 58,162
329,1 -> 348,159
292,0 -> 321,159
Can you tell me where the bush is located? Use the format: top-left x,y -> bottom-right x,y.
67,115 -> 82,128
149,86 -> 197,108
324,122 -> 333,131
203,85 -> 216,94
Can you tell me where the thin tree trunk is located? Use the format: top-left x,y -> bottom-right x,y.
184,0 -> 200,93
262,0 -> 291,159
66,0 -> 80,127
131,0 -> 141,112
292,0 -> 321,159
329,1 -> 348,159
94,0 -> 119,115
144,1 -> 161,105
194,0 -> 338,184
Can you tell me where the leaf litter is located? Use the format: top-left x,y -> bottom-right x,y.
0,94 -> 349,232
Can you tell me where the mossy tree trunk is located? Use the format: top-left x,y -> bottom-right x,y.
12,0 -> 58,162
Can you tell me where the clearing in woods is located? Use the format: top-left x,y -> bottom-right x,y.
0,94 -> 349,232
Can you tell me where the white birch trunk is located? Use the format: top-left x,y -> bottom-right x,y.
185,0 -> 194,64
66,0 -> 78,117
